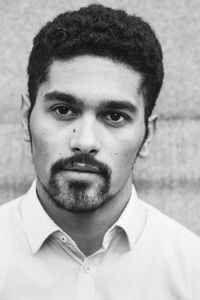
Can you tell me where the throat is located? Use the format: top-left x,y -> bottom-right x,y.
72,232 -> 105,257
55,212 -> 115,256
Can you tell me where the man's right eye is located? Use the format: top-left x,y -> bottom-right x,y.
55,106 -> 71,115
51,105 -> 77,119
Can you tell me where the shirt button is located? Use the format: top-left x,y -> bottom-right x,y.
60,235 -> 67,243
84,265 -> 90,273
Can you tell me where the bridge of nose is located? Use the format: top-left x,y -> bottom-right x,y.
70,113 -> 101,154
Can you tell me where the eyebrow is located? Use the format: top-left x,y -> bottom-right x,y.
44,91 -> 84,108
44,91 -> 138,114
98,100 -> 138,114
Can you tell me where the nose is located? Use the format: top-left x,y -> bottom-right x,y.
70,115 -> 101,155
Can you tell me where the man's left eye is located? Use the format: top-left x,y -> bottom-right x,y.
108,112 -> 123,121
103,112 -> 126,122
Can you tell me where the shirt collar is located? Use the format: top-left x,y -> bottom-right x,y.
114,185 -> 147,250
21,181 -> 147,254
21,180 -> 61,254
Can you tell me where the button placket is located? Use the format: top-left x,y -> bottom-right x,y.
76,259 -> 97,300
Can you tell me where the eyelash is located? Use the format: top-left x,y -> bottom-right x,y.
50,105 -> 132,126
51,105 -> 77,118
101,111 -> 131,124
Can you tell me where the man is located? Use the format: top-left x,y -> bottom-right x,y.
1,3 -> 200,299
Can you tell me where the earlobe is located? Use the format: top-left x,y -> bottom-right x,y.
138,114 -> 157,158
21,94 -> 31,142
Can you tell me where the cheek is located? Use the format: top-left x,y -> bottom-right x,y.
107,127 -> 145,177
31,115 -> 62,159
110,141 -> 139,176
30,124 -> 61,176
113,146 -> 137,171
31,128 -> 54,162
31,133 -> 52,180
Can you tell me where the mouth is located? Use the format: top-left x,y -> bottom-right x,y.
64,163 -> 100,174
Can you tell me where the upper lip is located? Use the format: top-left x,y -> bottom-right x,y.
65,163 -> 100,173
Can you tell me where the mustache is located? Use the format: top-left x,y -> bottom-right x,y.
51,154 -> 111,178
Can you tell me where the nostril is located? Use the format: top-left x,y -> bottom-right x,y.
70,124 -> 100,154
73,148 -> 81,154
89,149 -> 97,155
72,148 -> 97,155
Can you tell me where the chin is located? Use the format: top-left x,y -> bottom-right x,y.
46,176 -> 111,213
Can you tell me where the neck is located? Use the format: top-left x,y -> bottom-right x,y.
37,180 -> 132,256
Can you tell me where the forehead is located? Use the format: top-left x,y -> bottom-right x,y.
38,55 -> 143,107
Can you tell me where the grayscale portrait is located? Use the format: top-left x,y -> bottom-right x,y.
0,1 -> 200,299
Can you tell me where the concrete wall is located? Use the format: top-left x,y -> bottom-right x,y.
1,0 -> 200,234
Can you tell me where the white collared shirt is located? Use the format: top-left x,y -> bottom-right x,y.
0,181 -> 200,299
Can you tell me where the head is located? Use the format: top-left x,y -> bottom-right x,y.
27,3 -> 163,124
22,4 -> 164,213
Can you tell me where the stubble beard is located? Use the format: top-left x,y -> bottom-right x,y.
46,175 -> 110,213
41,155 -> 111,213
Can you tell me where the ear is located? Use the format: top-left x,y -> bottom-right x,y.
138,114 -> 157,158
21,94 -> 31,142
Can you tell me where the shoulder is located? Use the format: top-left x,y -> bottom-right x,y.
133,199 -> 200,297
140,199 -> 200,246
139,199 -> 200,269
0,196 -> 23,219
0,195 -> 25,239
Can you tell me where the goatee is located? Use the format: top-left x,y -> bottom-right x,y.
42,154 -> 111,213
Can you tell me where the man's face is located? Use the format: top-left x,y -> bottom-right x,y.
26,55 -> 147,212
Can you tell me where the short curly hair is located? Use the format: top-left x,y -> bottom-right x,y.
27,3 -> 164,121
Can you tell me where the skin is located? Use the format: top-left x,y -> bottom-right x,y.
22,55 -> 155,256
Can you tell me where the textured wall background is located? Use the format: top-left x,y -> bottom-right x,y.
1,0 -> 200,234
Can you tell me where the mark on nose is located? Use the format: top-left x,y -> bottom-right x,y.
73,128 -> 76,133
